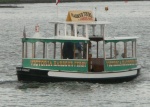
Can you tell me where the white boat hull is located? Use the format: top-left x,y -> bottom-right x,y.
48,70 -> 138,79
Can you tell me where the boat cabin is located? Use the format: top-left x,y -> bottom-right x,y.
21,10 -> 138,73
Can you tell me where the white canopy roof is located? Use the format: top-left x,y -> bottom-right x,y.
49,21 -> 111,25
105,36 -> 138,40
31,35 -> 89,41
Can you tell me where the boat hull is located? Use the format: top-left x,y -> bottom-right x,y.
16,67 -> 141,83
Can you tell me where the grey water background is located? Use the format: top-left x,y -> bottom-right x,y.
0,1 -> 150,107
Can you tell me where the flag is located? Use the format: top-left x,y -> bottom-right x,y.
125,0 -> 128,3
56,0 -> 60,5
23,26 -> 26,38
35,24 -> 39,32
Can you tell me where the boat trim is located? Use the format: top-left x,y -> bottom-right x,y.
48,69 -> 138,79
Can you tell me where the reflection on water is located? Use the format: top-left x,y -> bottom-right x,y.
0,1 -> 150,107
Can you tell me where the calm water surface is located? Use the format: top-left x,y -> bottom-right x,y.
0,1 -> 150,107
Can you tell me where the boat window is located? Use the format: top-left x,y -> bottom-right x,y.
91,41 -> 96,58
75,42 -> 83,59
105,42 -> 114,59
127,41 -> 136,58
66,24 -> 71,36
55,42 -> 62,59
66,24 -> 76,36
47,43 -> 54,59
88,41 -> 103,58
62,42 -> 74,59
105,40 -> 136,59
25,42 -> 32,58
23,42 -> 45,58
115,42 -> 124,59
58,24 -> 65,36
35,42 -> 44,58
77,25 -> 85,37
23,41 -> 88,60
105,42 -> 124,59
88,25 -> 102,37
62,42 -> 87,59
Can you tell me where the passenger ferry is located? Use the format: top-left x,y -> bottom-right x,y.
16,10 -> 141,83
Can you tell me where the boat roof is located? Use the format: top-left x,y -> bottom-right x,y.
49,21 -> 111,25
89,36 -> 138,41
104,36 -> 138,43
105,36 -> 138,40
22,36 -> 89,43
23,36 -> 138,43
51,35 -> 89,40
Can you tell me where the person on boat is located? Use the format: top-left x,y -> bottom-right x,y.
115,50 -> 123,59
62,42 -> 74,59
82,41 -> 92,59
121,53 -> 125,58
75,42 -> 82,59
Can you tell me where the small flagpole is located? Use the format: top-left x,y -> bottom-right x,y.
23,26 -> 28,58
105,6 -> 108,37
56,0 -> 59,21
95,7 -> 97,21
57,5 -> 58,21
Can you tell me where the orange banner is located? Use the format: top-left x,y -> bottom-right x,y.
66,10 -> 94,22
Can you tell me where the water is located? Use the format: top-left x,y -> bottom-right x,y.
0,1 -> 150,107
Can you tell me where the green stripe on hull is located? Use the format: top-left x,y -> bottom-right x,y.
104,58 -> 137,72
23,58 -> 88,72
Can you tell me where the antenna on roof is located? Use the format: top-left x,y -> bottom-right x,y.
23,26 -> 26,38
95,7 -> 97,21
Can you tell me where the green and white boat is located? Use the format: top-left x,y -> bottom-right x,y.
16,10 -> 141,83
